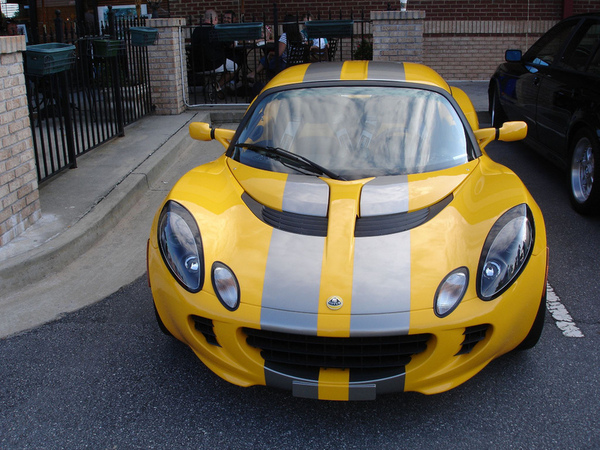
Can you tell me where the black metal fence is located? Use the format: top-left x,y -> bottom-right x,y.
24,8 -> 370,181
26,15 -> 154,183
184,8 -> 372,106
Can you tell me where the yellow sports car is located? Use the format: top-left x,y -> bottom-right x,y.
147,61 -> 548,400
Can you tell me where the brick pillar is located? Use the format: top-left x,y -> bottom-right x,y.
0,36 -> 41,247
371,10 -> 426,63
147,18 -> 188,115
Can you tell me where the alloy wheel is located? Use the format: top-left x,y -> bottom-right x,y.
571,136 -> 594,204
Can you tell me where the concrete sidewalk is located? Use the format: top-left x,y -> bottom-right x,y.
1,111 -> 203,291
0,81 -> 489,339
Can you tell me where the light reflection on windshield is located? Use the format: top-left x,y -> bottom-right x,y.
234,86 -> 469,179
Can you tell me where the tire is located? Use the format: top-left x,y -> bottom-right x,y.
154,303 -> 173,337
568,128 -> 599,215
489,85 -> 506,128
204,82 -> 217,104
515,292 -> 546,351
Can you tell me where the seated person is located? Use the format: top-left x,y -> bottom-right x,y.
310,37 -> 329,61
301,14 -> 329,62
191,9 -> 237,96
222,10 -> 237,23
247,15 -> 306,82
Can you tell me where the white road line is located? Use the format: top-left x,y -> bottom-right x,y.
546,283 -> 584,338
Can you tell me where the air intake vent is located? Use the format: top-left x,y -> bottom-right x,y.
355,194 -> 453,237
191,315 -> 220,346
242,193 -> 328,236
455,324 -> 489,355
243,192 -> 452,237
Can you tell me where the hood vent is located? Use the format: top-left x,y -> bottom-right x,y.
242,192 -> 453,237
243,193 -> 328,236
355,194 -> 453,237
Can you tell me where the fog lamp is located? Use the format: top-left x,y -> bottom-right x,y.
212,262 -> 240,311
434,267 -> 469,317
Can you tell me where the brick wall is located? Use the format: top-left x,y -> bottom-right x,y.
162,0 -> 594,24
147,17 -> 188,115
371,11 -> 424,63
369,12 -> 555,79
160,0 -> 594,80
423,20 -> 555,80
0,36 -> 41,247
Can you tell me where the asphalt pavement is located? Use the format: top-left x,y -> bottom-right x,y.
0,81 -> 489,339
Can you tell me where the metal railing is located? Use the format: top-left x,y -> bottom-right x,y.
26,14 -> 154,182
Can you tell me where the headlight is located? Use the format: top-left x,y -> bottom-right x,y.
212,262 -> 240,310
434,267 -> 469,317
157,201 -> 204,292
477,204 -> 534,300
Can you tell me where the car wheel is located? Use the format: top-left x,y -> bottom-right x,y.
154,303 -> 173,337
569,129 -> 599,215
515,292 -> 546,351
204,81 -> 217,103
489,85 -> 506,128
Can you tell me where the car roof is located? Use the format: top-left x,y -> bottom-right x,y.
262,61 -> 452,94
565,12 -> 600,19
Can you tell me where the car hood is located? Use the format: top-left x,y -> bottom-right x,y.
227,158 -> 477,215
169,155 -> 535,336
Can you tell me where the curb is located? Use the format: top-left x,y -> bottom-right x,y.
0,112 -> 208,292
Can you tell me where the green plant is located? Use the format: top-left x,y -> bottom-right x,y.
354,39 -> 373,60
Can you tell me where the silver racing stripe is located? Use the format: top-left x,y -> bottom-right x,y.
303,62 -> 344,82
351,232 -> 411,335
260,228 -> 325,334
360,175 -> 409,216
303,61 -> 406,83
350,312 -> 411,337
366,61 -> 406,81
282,175 -> 329,216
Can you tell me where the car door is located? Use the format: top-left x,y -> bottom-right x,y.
496,58 -> 536,126
535,19 -> 600,164
513,18 -> 581,145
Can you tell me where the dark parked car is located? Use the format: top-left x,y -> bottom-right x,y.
489,13 -> 600,214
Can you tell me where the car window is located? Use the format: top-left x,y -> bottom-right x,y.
558,20 -> 600,71
588,45 -> 600,75
233,86 -> 470,179
524,19 -> 580,68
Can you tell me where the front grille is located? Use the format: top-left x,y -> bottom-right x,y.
244,328 -> 430,371
191,315 -> 220,346
455,324 -> 490,355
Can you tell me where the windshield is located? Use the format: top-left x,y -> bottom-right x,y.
232,86 -> 471,180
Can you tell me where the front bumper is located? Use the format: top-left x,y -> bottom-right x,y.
148,242 -> 547,400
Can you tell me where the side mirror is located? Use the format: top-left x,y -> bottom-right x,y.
474,121 -> 527,150
189,122 -> 235,149
189,122 -> 212,141
498,121 -> 527,141
505,49 -> 522,62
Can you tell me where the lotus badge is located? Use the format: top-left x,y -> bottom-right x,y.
326,296 -> 343,310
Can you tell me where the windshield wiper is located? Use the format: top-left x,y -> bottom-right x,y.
234,143 -> 346,181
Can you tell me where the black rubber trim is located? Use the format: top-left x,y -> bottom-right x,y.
242,193 -> 328,236
355,194 -> 453,237
243,193 -> 453,237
